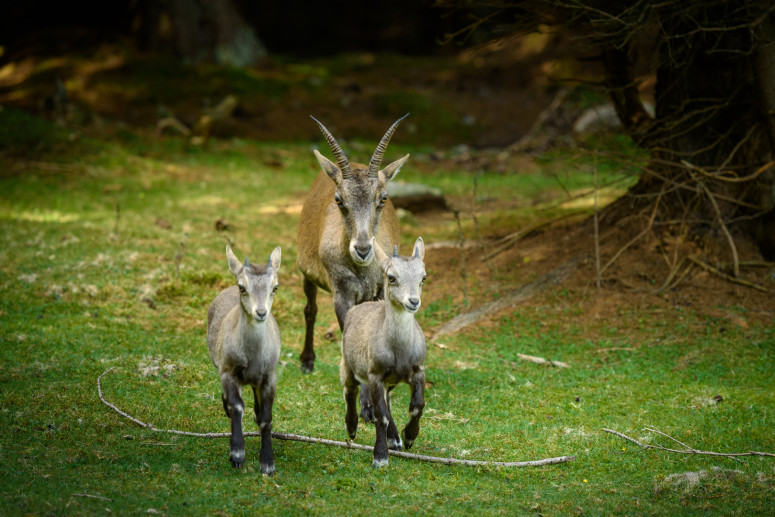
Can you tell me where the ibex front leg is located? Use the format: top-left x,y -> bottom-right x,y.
401,367 -> 426,450
221,373 -> 245,468
300,278 -> 317,373
369,375 -> 392,467
252,382 -> 276,476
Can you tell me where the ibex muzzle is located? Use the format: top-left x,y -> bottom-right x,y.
297,114 -> 409,420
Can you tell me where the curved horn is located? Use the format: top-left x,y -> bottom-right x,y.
369,113 -> 409,177
310,115 -> 352,179
393,245 -> 398,257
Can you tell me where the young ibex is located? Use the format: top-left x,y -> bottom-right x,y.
340,237 -> 427,468
207,245 -> 282,475
297,115 -> 409,421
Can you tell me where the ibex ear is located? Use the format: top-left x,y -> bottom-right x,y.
413,236 -> 425,260
379,153 -> 410,182
314,149 -> 342,185
226,245 -> 242,276
374,239 -> 390,270
268,246 -> 282,270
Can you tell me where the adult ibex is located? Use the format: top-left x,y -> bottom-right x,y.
297,115 -> 409,421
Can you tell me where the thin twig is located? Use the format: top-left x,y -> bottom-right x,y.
593,156 -> 601,289
98,368 -> 575,468
484,211 -> 585,261
71,493 -> 112,501
600,194 -> 661,276
452,210 -> 468,304
686,256 -> 768,292
517,353 -> 570,369
472,172 -> 495,276
686,167 -> 740,277
602,427 -> 775,458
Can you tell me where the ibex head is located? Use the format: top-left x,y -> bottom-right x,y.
311,114 -> 410,266
376,237 -> 426,313
226,245 -> 281,323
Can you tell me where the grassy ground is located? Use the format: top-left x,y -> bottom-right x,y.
1,106 -> 774,516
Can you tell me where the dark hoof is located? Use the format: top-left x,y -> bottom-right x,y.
300,361 -> 315,374
401,430 -> 415,450
360,405 -> 375,423
230,449 -> 245,468
260,463 -> 276,476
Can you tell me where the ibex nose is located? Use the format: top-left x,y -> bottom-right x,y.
255,309 -> 267,321
406,297 -> 420,311
354,244 -> 372,261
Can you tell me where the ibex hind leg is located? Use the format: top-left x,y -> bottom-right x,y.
300,278 -> 318,374
385,387 -> 402,451
359,383 -> 375,423
343,381 -> 359,439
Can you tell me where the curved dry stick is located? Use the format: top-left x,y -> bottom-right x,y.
98,368 -> 575,468
602,427 -> 775,458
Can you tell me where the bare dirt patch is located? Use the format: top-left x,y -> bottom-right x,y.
416,197 -> 774,336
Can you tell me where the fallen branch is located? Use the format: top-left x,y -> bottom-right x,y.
602,427 -> 775,458
98,368 -> 574,468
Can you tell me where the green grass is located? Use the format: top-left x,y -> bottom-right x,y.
1,108 -> 774,516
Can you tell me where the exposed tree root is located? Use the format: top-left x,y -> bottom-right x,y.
433,255 -> 585,338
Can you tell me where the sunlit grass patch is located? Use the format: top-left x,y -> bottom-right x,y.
0,108 -> 773,516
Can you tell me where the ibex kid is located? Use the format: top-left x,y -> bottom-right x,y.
340,237 -> 427,467
297,115 -> 409,421
207,245 -> 282,475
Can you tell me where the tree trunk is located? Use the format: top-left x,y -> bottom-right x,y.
131,0 -> 267,66
618,5 -> 775,261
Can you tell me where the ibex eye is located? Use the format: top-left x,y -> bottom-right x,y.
388,275 -> 397,284
334,193 -> 342,205
238,285 -> 246,294
272,286 -> 278,294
